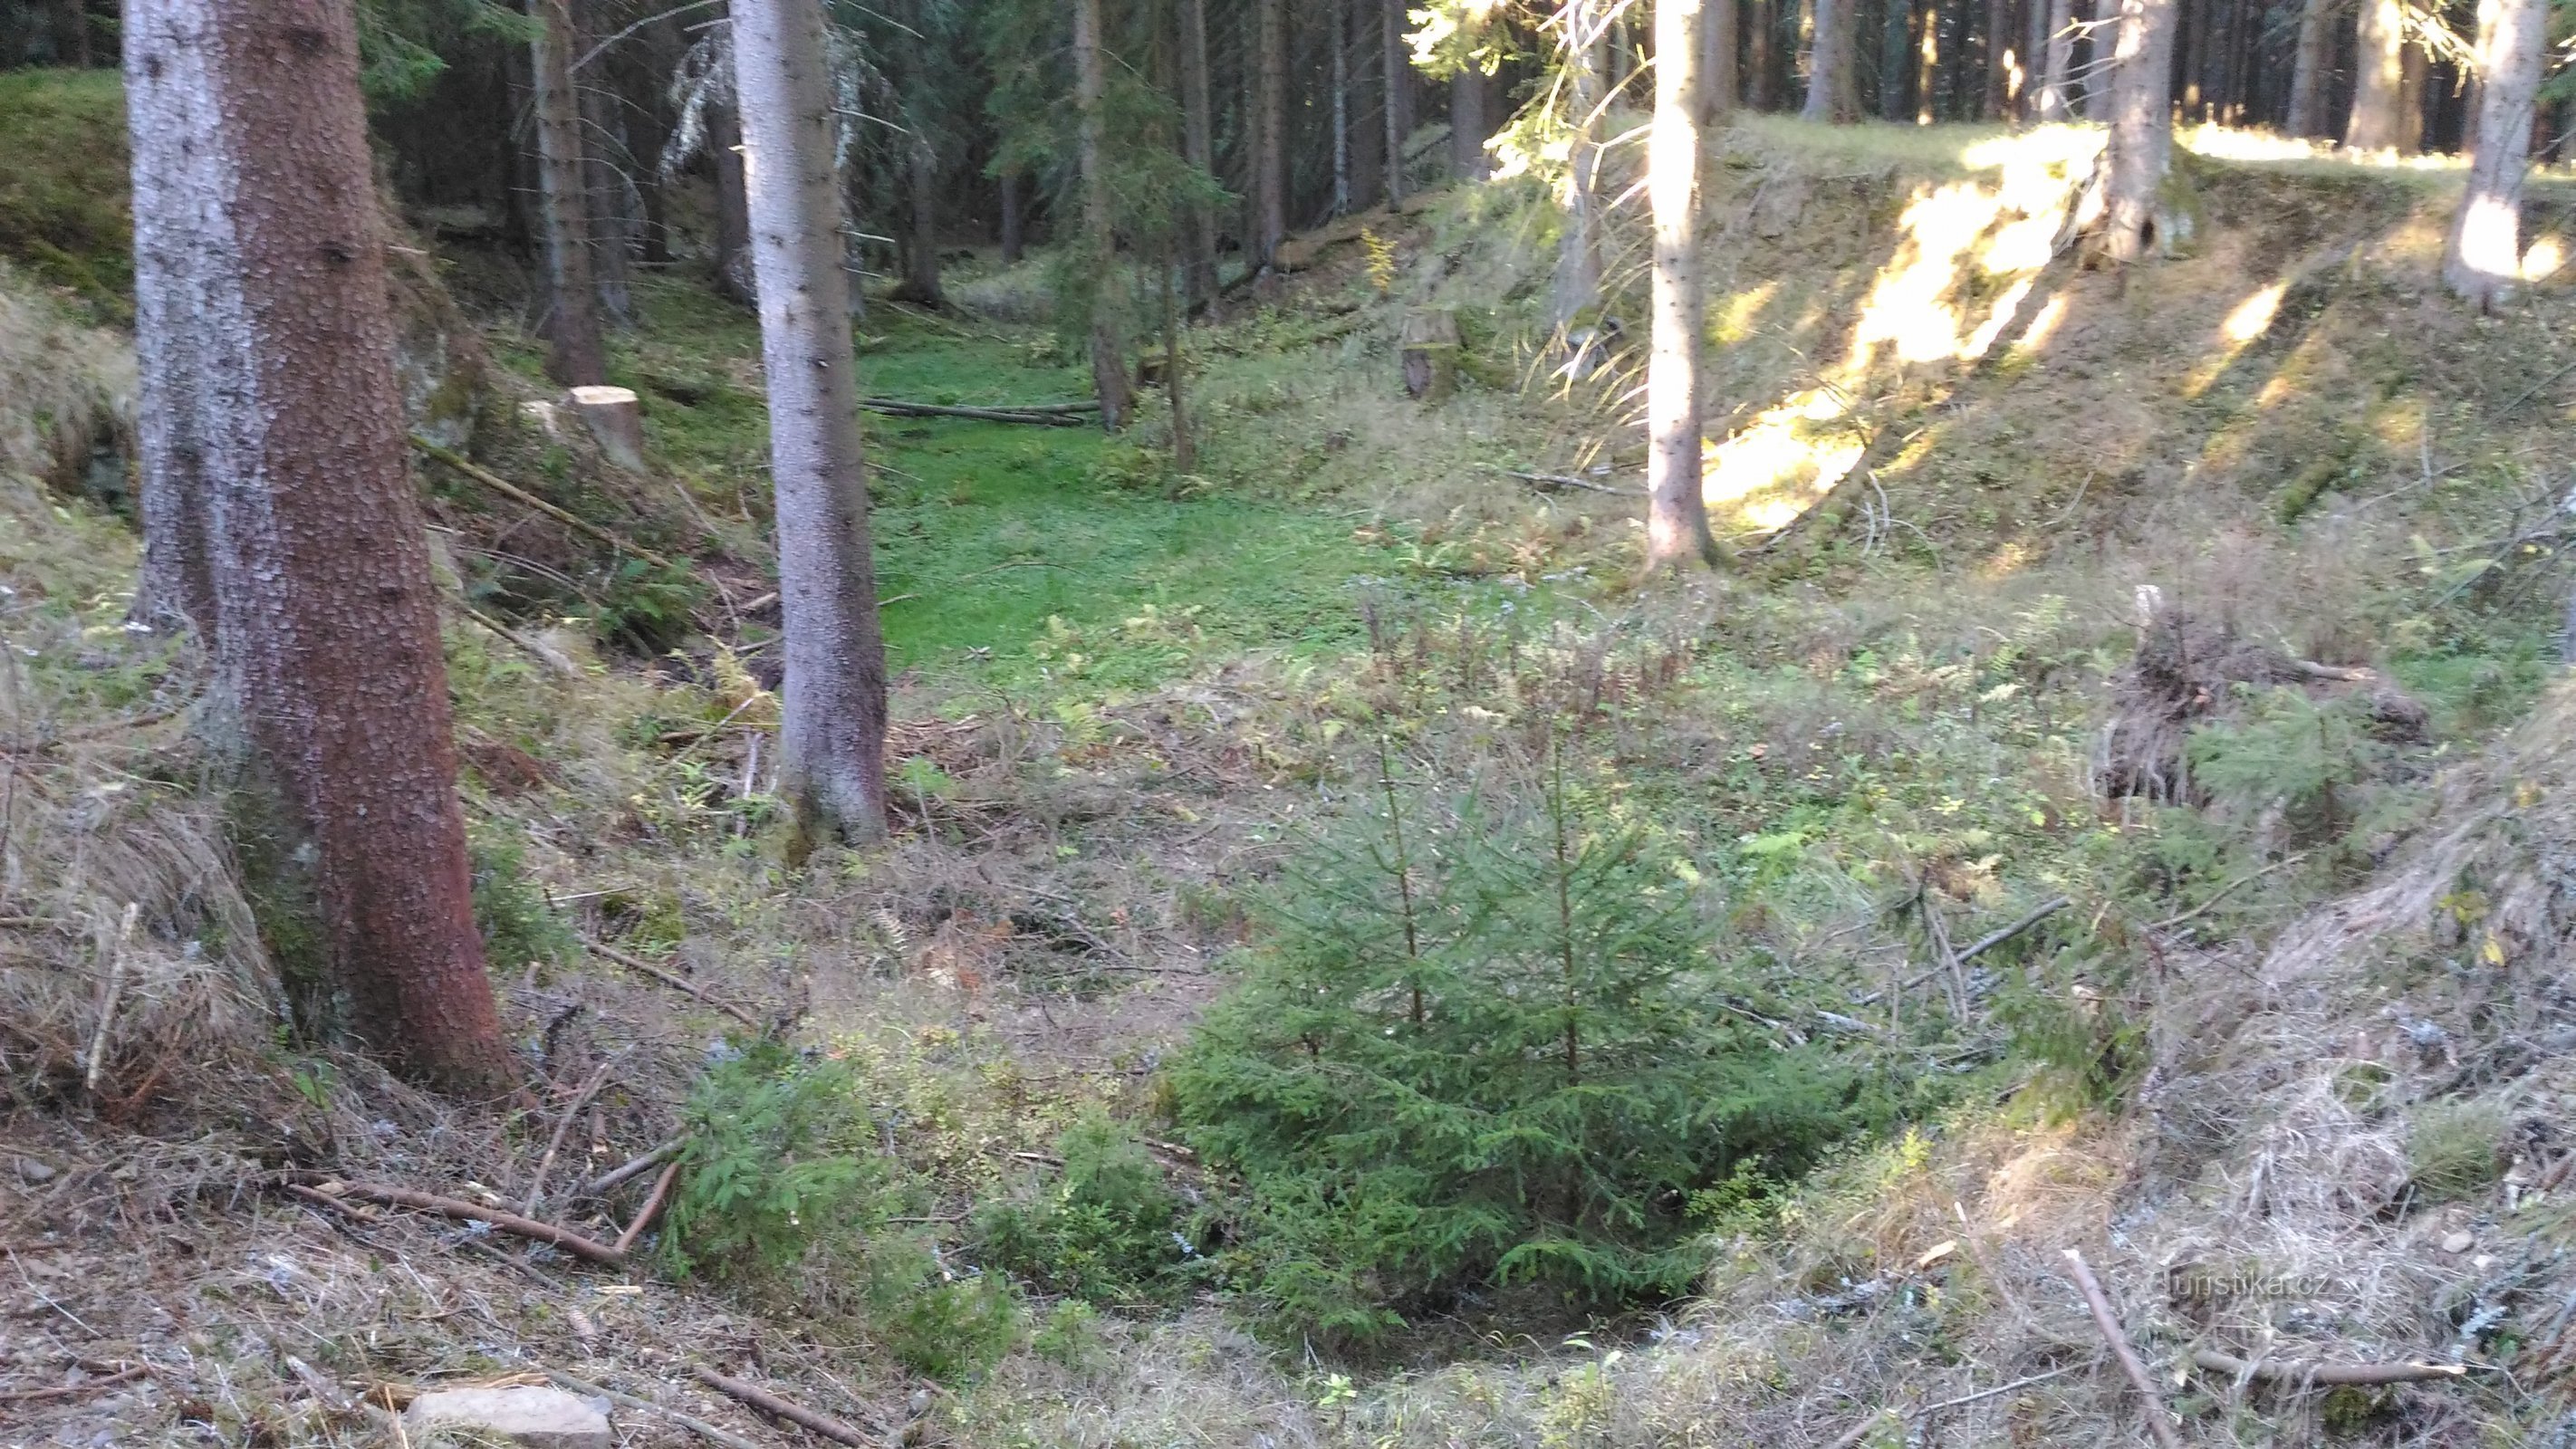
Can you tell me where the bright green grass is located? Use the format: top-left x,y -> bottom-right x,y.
614,277 -> 1459,695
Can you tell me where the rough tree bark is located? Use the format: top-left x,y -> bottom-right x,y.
1072,0 -> 1135,428
2346,0 -> 2408,149
707,98 -> 755,304
2037,0 -> 2078,118
1383,0 -> 1413,202
2444,0 -> 2545,306
133,0 -> 514,1093
732,0 -> 892,849
1256,0 -> 1288,265
2283,0 -> 2331,135
124,0 -> 217,638
532,0 -> 608,385
1553,0 -> 1607,331
1648,0 -> 1719,571
1708,0 -> 1743,116
1802,0 -> 1863,118
1179,0 -> 1219,302
2095,0 -> 2178,263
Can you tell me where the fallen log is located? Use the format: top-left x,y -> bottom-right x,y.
306,1181 -> 627,1266
860,398 -> 1092,427
2189,1348 -> 2469,1387
690,1367 -> 874,1445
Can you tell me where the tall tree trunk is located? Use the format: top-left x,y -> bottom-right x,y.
124,0 -> 217,638
2096,0 -> 2178,262
732,0 -> 892,849
1454,65 -> 1493,176
1882,0 -> 1916,117
532,0 -> 608,386
1180,0 -> 1219,299
1332,0 -> 1353,214
2445,0 -> 2544,305
53,0 -> 91,66
1803,0 -> 1862,118
1255,0 -> 1288,265
999,167 -> 1026,264
1161,253 -> 1196,472
2177,0 -> 2207,116
2283,0 -> 2331,134
1648,0 -> 1717,572
1554,0 -> 1607,331
894,130 -> 945,306
1983,0 -> 2013,116
1073,0 -> 1135,427
2037,0 -> 2077,117
1751,0 -> 1777,105
1709,0 -> 1744,116
2347,0 -> 2407,148
1916,0 -> 1942,120
135,0 -> 513,1093
1384,0 -> 1413,202
707,98 -> 755,304
2396,36 -> 2427,152
574,0 -> 633,328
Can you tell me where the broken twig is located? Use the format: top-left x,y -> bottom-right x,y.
523,1059 -> 618,1218
2062,1249 -> 2185,1449
616,1159 -> 683,1256
306,1182 -> 627,1266
1487,465 -> 1645,497
409,436 -> 679,571
2189,1348 -> 2469,1387
690,1367 -> 874,1445
581,938 -> 761,1030
1956,896 -> 2071,964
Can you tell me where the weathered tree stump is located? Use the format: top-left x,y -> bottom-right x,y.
1400,307 -> 1459,401
568,385 -> 645,471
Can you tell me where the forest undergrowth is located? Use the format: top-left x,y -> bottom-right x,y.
14,95 -> 2576,1447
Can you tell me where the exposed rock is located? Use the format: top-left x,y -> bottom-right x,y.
404,1385 -> 610,1449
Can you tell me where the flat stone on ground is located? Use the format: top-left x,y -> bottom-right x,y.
404,1385 -> 611,1449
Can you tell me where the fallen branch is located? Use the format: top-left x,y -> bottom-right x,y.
2188,1348 -> 2469,1387
546,1370 -> 762,1449
457,602 -> 582,680
616,1159 -> 683,1256
2062,1250 -> 2185,1449
0,1367 -> 147,1403
1956,897 -> 2072,964
409,436 -> 680,571
523,1059 -> 619,1218
581,938 -> 761,1030
690,1367 -> 874,1446
576,1138 -> 681,1199
860,398 -> 1089,427
1821,1363 -> 2087,1447
2152,851 -> 2312,931
1488,465 -> 1645,498
312,1181 -> 627,1266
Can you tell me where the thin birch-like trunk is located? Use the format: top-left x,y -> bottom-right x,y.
1648,0 -> 1718,571
732,0 -> 893,849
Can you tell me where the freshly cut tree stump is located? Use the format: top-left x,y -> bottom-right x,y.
569,386 -> 646,471
1400,308 -> 1460,401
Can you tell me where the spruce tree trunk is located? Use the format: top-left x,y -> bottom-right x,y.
2096,0 -> 2177,262
1454,67 -> 1493,176
124,0 -> 218,638
732,0 -> 892,849
1000,167 -> 1026,265
2037,0 -> 2077,118
1383,0 -> 1412,202
1915,0 -> 1942,120
1332,0 -> 1352,215
2396,36 -> 2427,152
1751,0 -> 1777,106
708,98 -> 755,304
2347,0 -> 2407,149
2283,0 -> 2333,132
1709,0 -> 1744,116
1982,0 -> 2011,116
1256,0 -> 1288,264
1802,0 -> 1862,118
574,0 -> 633,328
1553,0 -> 1607,331
1882,0 -> 1917,118
53,0 -> 91,67
2444,0 -> 2544,306
1648,0 -> 1717,572
1073,0 -> 1135,428
895,131 -> 945,306
1179,0 -> 1219,301
532,0 -> 608,385
134,0 -> 514,1094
